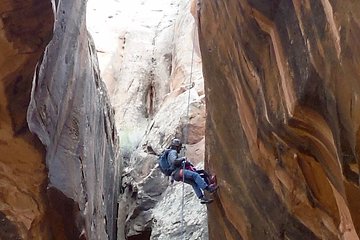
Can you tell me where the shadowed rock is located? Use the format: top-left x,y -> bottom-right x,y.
27,0 -> 120,239
199,0 -> 360,239
0,0 -> 53,238
1,0 -> 119,239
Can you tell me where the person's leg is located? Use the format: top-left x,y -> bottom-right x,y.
183,178 -> 213,203
183,169 -> 208,190
196,170 -> 210,185
184,179 -> 203,198
183,171 -> 215,204
196,169 -> 217,185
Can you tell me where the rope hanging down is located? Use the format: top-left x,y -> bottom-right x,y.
181,2 -> 198,238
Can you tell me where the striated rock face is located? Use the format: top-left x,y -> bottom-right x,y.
27,1 -> 120,239
0,0 -> 53,238
1,0 -> 119,239
199,0 -> 360,239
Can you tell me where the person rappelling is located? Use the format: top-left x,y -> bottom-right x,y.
158,138 -> 218,204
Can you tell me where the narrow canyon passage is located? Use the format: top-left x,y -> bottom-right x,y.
1,0 -> 360,239
87,0 -> 208,239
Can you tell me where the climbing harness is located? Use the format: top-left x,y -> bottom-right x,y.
180,2 -> 198,238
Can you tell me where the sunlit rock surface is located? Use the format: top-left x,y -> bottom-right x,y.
87,0 -> 206,239
151,162 -> 208,240
0,0 -> 53,238
199,0 -> 360,239
87,0 -> 180,156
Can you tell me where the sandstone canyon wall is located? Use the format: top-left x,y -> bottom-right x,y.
1,0 -> 119,239
0,0 -> 53,238
199,0 -> 360,239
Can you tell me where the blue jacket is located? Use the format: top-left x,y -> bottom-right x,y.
167,149 -> 185,172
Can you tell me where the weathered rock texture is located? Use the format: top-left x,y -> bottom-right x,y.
1,0 -> 119,239
28,0 -> 120,239
87,0 -> 179,157
87,0 -> 207,239
199,0 -> 360,239
151,162 -> 209,240
0,0 -> 53,238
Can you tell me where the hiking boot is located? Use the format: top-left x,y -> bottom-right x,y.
206,184 -> 219,193
200,196 -> 213,204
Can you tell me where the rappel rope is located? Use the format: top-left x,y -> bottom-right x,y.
180,7 -> 198,239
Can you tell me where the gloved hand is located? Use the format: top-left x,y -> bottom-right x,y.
184,160 -> 193,166
174,157 -> 187,167
180,157 -> 187,167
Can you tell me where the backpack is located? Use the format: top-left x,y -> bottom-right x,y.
158,149 -> 173,176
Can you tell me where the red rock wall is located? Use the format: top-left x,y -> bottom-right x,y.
1,0 -> 120,239
0,0 -> 53,239
199,0 -> 360,239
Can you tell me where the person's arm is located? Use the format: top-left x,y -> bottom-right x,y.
168,150 -> 185,168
